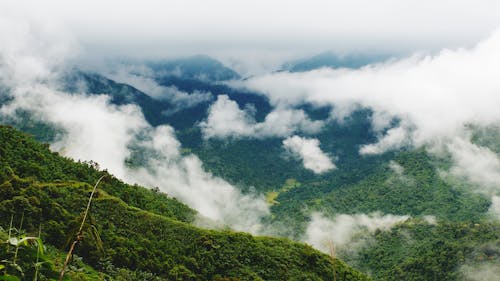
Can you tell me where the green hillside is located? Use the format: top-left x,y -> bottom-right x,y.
0,125 -> 369,280
352,220 -> 500,281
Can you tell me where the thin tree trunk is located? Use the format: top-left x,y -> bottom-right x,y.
58,175 -> 106,281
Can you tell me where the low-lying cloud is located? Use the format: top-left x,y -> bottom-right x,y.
489,196 -> 500,220
199,94 -> 324,139
240,29 -> 500,207
459,242 -> 500,281
303,212 -> 409,253
447,137 -> 500,194
283,135 -> 335,173
359,126 -> 412,155
387,160 -> 416,187
104,64 -> 213,112
460,262 -> 500,281
241,29 -> 500,148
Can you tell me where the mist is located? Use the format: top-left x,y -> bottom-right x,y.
282,135 -> 335,174
103,63 -> 213,111
460,262 -> 500,281
239,29 -> 500,205
200,95 -> 324,139
4,0 -> 500,76
303,212 -> 409,254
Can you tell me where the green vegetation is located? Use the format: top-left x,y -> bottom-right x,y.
265,179 -> 301,206
308,150 -> 490,221
0,125 -> 196,223
0,125 -> 369,280
351,220 -> 500,281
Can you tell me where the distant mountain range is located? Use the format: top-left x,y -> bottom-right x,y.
282,52 -> 391,72
148,55 -> 241,81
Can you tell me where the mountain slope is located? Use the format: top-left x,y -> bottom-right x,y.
148,55 -> 240,81
0,125 -> 369,280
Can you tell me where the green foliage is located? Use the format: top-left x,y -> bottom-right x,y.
312,150 -> 490,221
0,125 -> 369,280
0,125 -> 195,223
181,109 -> 385,194
0,224 -> 59,280
352,220 -> 500,281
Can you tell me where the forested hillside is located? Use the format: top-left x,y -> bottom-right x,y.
0,125 -> 369,280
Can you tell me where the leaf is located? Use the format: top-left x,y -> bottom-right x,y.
9,263 -> 23,274
7,238 -> 18,246
0,274 -> 21,281
8,237 -> 39,247
34,261 -> 46,268
89,224 -> 104,255
33,237 -> 44,255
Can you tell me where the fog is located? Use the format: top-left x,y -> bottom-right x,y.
4,0 -> 500,75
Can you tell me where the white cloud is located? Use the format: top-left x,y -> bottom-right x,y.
303,212 -> 409,253
127,134 -> 269,233
386,160 -> 416,187
388,160 -> 404,176
242,29 -> 500,151
489,196 -> 500,220
240,29 -> 500,214
198,95 -> 256,139
283,135 -> 335,173
422,215 -> 437,225
3,91 -> 147,178
447,137 -> 500,194
242,32 -> 500,164
103,64 -> 213,111
4,0 -> 500,75
359,126 -> 411,155
460,261 -> 500,281
199,95 -> 324,139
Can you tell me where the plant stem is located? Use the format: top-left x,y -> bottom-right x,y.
7,213 -> 13,252
58,175 -> 106,281
34,223 -> 42,281
13,211 -> 25,264
328,240 -> 337,281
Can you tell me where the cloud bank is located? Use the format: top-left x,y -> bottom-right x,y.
4,0 -> 500,74
283,135 -> 335,173
460,262 -> 500,281
242,29 -> 500,147
199,95 -> 323,139
240,29 -> 500,204
103,64 -> 213,112
303,212 -> 409,253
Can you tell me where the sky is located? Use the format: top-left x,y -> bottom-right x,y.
3,0 -> 500,74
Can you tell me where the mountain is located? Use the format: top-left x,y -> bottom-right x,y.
148,55 -> 240,81
60,70 -> 270,130
0,125 -> 369,280
282,52 -> 390,72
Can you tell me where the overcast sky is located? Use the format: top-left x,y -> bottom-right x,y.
3,0 -> 500,73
